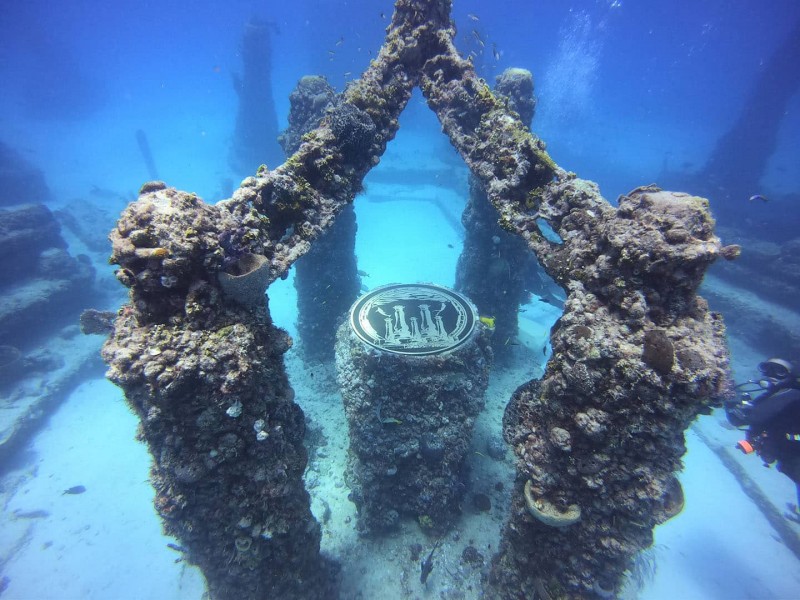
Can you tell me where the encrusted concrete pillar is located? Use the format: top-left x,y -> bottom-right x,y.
488,184 -> 735,597
455,68 -> 545,358
294,205 -> 360,363
280,76 -> 362,364
229,19 -> 283,176
335,283 -> 492,533
102,187 -> 337,599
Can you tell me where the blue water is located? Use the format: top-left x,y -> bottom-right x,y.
2,0 -> 798,210
1,0 -> 799,598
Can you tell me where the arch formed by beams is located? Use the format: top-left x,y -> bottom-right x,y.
103,1 -> 735,598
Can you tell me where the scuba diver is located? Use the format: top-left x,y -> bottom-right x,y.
725,358 -> 800,523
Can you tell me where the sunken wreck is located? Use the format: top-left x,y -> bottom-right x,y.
101,0 -> 735,598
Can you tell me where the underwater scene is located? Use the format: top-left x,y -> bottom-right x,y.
1,0 -> 799,598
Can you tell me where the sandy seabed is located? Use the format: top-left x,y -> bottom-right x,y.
2,309 -> 800,599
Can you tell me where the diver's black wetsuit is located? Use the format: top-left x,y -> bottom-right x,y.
745,387 -> 800,491
727,362 -> 800,509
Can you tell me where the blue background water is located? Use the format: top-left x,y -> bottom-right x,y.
1,0 -> 799,598
2,0 -> 798,210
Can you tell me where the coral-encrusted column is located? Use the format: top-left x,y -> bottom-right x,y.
279,76 -> 362,364
488,183 -> 735,598
102,186 -> 337,599
335,283 -> 492,534
455,68 -> 543,359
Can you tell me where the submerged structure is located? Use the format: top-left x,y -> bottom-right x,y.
455,67 -> 549,359
229,19 -> 284,177
101,0 -> 735,598
280,76 -> 362,364
336,283 -> 491,533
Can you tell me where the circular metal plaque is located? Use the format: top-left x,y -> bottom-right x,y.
349,283 -> 478,356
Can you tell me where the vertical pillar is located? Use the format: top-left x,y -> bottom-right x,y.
279,76 -> 361,364
335,284 -> 492,534
455,68 -> 551,359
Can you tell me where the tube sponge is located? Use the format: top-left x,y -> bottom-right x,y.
524,480 -> 581,527
218,253 -> 270,308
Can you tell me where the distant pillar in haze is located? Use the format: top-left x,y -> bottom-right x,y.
229,19 -> 284,177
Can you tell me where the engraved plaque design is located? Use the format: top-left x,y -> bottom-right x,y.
349,283 -> 478,356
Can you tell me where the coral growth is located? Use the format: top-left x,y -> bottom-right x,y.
100,1 -> 734,598
335,313 -> 492,534
278,76 -> 337,156
491,185 -> 733,598
104,186 -> 336,598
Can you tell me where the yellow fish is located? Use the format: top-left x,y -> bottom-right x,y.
479,316 -> 496,328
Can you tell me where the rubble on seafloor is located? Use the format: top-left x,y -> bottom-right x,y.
100,0 -> 738,598
0,203 -> 96,345
0,199 -> 103,468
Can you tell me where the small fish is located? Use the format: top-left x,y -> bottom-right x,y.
492,43 -> 501,61
167,542 -> 187,553
539,293 -> 565,308
471,30 -> 485,48
749,194 -> 768,203
63,485 -> 86,495
420,539 -> 443,584
344,71 -> 352,77
380,12 -> 386,19
447,243 -> 454,249
468,13 -> 479,22
328,50 -> 335,55
357,269 -> 370,277
479,315 -> 496,328
380,417 -> 403,425
336,37 -> 344,46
